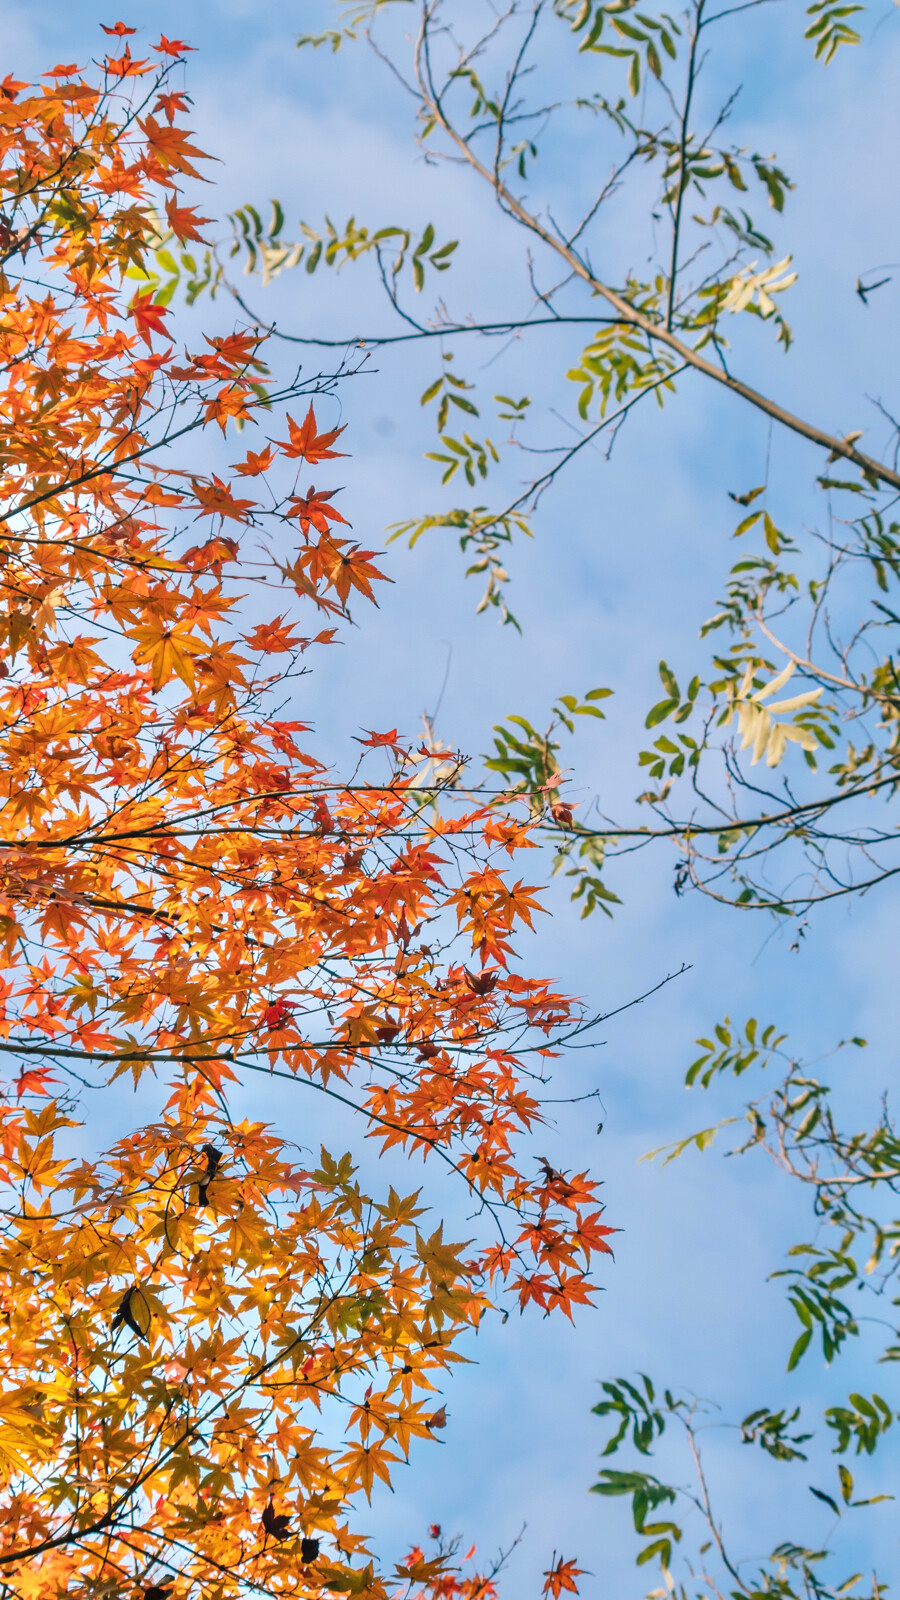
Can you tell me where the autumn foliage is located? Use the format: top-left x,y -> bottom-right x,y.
0,32 -> 607,1600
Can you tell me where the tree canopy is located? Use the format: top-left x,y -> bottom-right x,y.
0,33 -> 611,1600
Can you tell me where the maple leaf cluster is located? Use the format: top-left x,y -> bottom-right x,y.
0,32 -> 597,1600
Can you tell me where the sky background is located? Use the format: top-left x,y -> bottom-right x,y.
3,0 -> 900,1592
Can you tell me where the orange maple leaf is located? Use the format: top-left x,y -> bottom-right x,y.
244,617 -> 306,655
128,620 -> 208,691
138,115 -> 210,179
105,45 -> 151,78
165,197 -> 211,241
204,331 -> 263,369
575,1211 -> 618,1255
181,534 -> 239,574
191,475 -> 257,524
204,383 -> 252,430
280,404 -> 347,463
288,487 -> 350,536
542,1557 -> 585,1599
232,444 -> 274,476
154,34 -> 195,54
154,91 -> 190,124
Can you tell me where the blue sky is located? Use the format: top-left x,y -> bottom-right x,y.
4,0 -> 900,1591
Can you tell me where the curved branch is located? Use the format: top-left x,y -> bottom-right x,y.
411,31 -> 900,491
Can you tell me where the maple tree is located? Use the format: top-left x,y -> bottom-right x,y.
0,31 -> 611,1600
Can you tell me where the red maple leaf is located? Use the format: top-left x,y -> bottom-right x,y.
355,728 -> 402,749
312,798 -> 333,832
264,999 -> 295,1031
101,21 -> 137,34
280,404 -> 347,463
130,292 -> 170,347
14,1066 -> 57,1100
